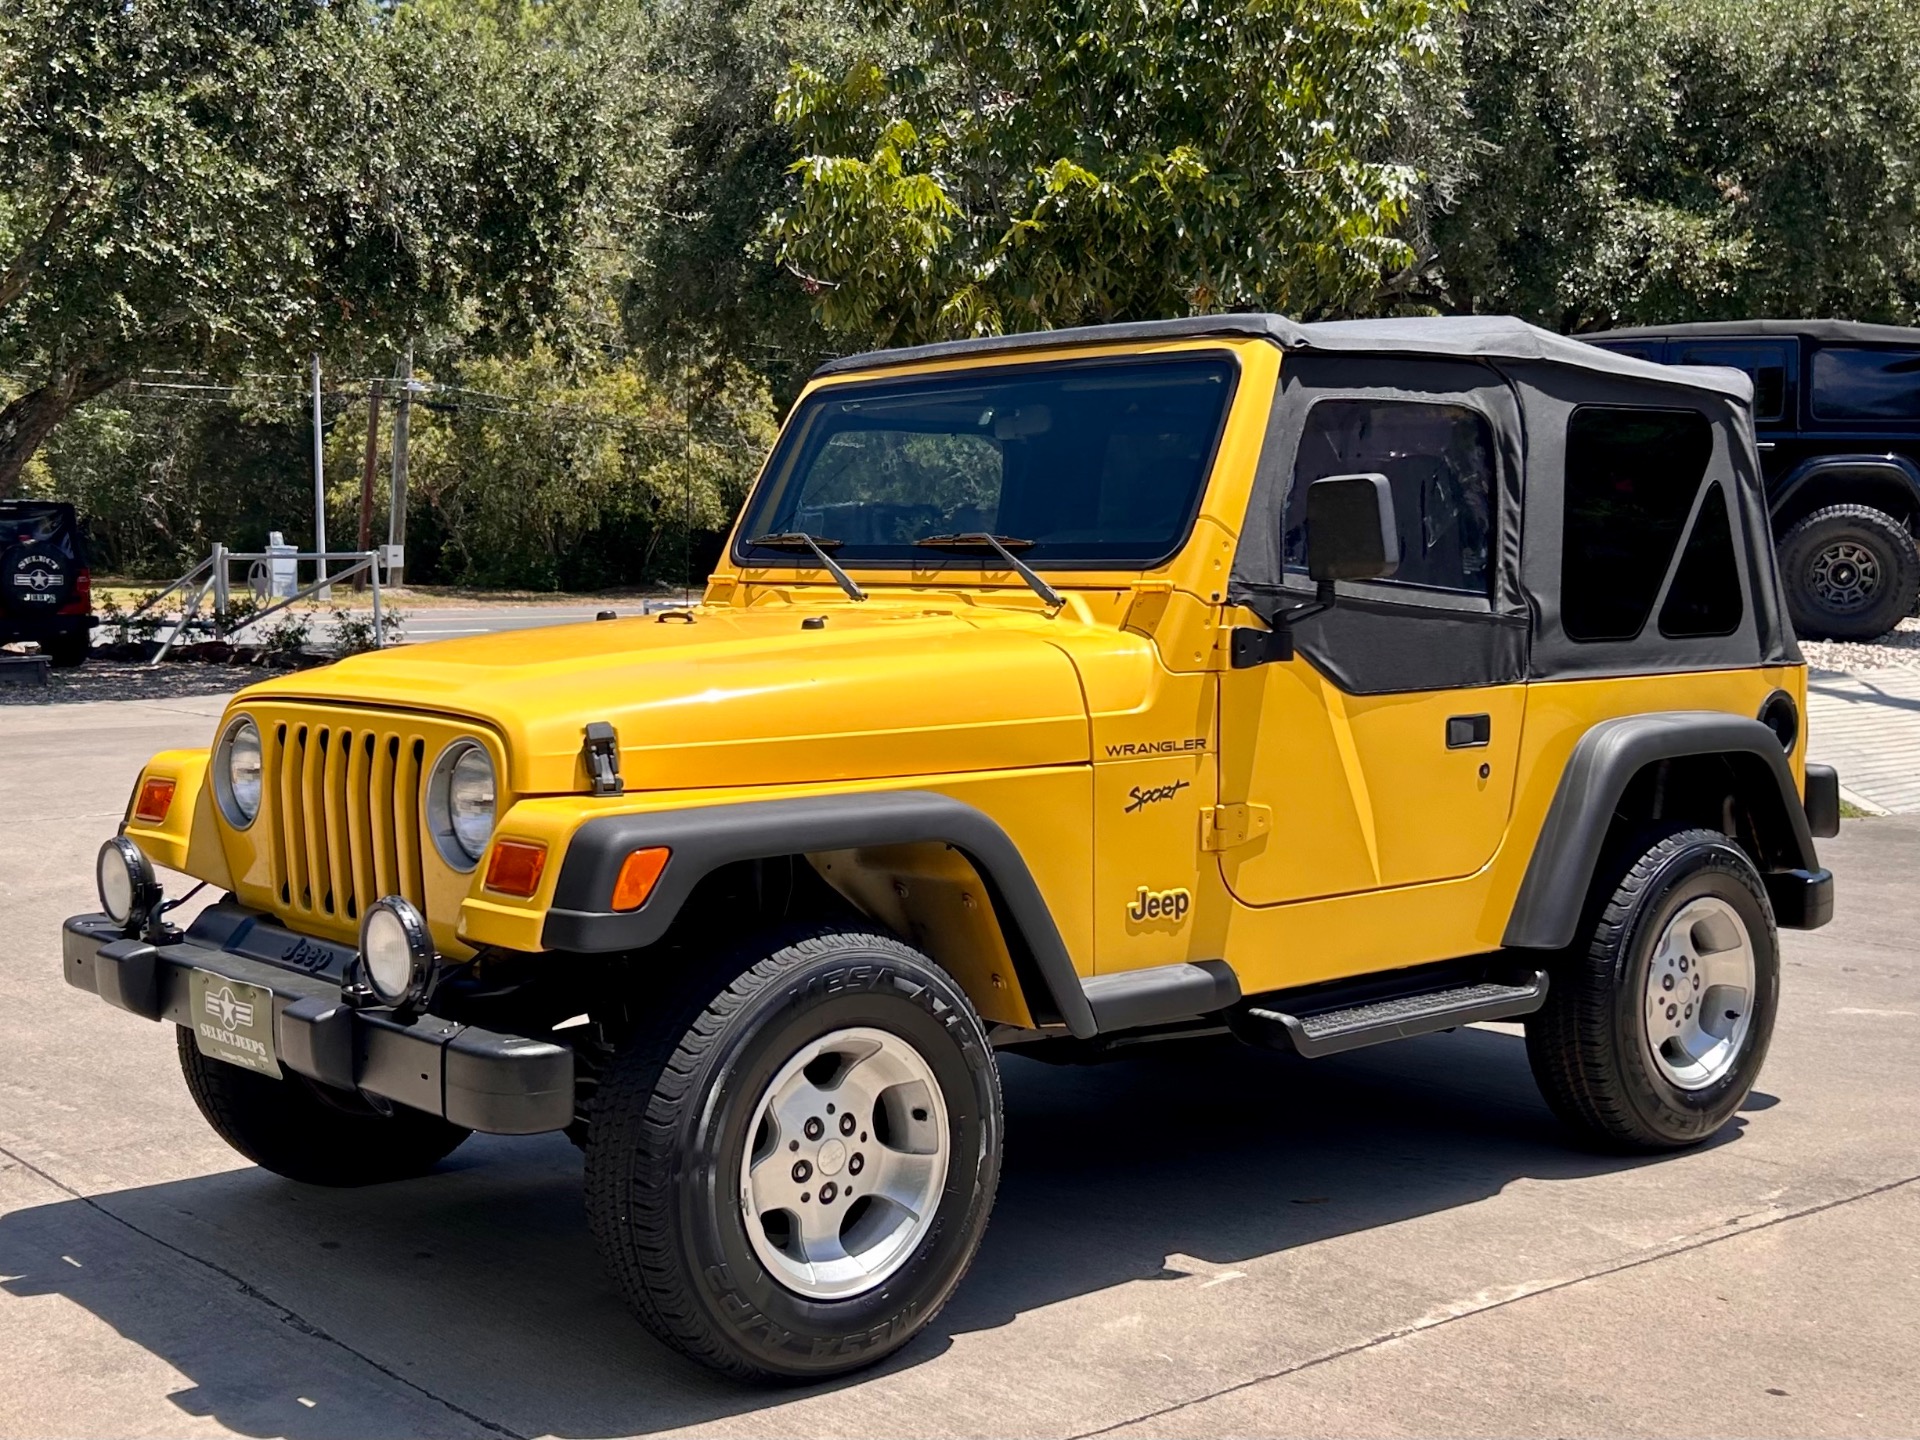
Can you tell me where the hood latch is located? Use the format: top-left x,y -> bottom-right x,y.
583,722 -> 624,796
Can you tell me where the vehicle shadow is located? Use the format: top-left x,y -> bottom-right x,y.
0,1025 -> 1745,1438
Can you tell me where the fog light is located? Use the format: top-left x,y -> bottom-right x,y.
97,837 -> 160,932
357,896 -> 436,1009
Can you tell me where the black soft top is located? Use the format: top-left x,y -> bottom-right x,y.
815,314 -> 1755,402
1584,318 -> 1920,347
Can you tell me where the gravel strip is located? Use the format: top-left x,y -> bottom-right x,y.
1800,617 -> 1920,676
0,658 -> 257,706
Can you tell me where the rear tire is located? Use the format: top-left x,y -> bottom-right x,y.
1526,827 -> 1778,1151
1778,504 -> 1920,640
177,1027 -> 470,1185
584,927 -> 1002,1381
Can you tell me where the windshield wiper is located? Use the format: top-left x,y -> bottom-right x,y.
915,533 -> 1063,610
748,531 -> 866,602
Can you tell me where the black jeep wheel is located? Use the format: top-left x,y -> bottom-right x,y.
177,1027 -> 470,1185
43,631 -> 88,668
584,927 -> 1002,1382
1526,827 -> 1779,1152
1778,504 -> 1920,640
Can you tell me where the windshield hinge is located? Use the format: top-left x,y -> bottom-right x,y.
583,722 -> 624,796
1201,803 -> 1272,851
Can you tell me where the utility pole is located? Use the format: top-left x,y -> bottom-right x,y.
387,341 -> 412,586
355,379 -> 382,590
311,353 -> 330,598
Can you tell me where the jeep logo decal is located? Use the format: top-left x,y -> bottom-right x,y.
1126,886 -> 1191,923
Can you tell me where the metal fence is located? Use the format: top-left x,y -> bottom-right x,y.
125,545 -> 395,665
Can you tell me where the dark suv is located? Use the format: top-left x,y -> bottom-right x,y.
1,500 -> 93,666
1583,320 -> 1920,640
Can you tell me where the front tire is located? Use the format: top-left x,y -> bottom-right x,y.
1778,503 -> 1920,640
178,1027 -> 471,1185
1526,827 -> 1779,1151
584,928 -> 1003,1381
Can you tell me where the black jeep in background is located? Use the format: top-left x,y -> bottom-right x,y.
1584,320 -> 1920,640
1,499 -> 93,667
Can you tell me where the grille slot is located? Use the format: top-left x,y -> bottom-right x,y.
268,721 -> 428,922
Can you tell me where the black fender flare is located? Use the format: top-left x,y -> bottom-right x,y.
1503,712 -> 1821,950
541,790 -> 1098,1037
1769,453 -> 1920,523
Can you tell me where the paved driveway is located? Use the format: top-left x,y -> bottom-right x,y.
1,696 -> 1915,1438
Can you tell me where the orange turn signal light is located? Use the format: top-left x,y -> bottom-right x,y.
484,839 -> 548,898
611,846 -> 671,911
132,776 -> 176,824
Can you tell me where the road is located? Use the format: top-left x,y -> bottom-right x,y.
1,694 -> 1916,1438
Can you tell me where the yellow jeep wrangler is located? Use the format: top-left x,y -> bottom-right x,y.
67,315 -> 1840,1380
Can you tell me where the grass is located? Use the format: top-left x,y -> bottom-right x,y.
1839,800 -> 1876,820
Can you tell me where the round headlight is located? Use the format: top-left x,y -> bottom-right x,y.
427,740 -> 497,870
215,716 -> 263,827
358,896 -> 435,1008
97,837 -> 160,931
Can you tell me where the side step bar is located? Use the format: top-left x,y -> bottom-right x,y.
1234,970 -> 1550,1059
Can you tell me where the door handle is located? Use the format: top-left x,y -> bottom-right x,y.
1447,714 -> 1491,749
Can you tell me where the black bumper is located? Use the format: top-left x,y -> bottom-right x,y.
63,909 -> 573,1135
1764,867 -> 1835,930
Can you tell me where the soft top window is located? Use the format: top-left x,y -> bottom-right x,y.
1561,407 -> 1716,642
1285,399 -> 1496,597
736,354 -> 1236,568
1811,347 -> 1920,421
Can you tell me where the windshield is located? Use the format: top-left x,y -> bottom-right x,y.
735,353 -> 1237,568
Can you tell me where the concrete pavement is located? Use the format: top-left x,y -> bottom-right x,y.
1,695 -> 1916,1438
1806,667 -> 1920,815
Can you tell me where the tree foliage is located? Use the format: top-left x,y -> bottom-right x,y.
0,0 -> 599,494
1430,0 -> 1920,328
770,0 -> 1447,344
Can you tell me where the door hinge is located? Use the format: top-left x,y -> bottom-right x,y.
1202,802 -> 1272,851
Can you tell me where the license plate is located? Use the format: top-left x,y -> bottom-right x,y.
189,972 -> 281,1078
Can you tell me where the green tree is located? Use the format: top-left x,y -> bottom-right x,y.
769,0 -> 1447,346
1430,0 -> 1920,328
0,0 -> 600,496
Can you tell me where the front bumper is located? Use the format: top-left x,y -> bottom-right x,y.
63,906 -> 573,1135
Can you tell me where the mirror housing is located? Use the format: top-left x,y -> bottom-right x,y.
1228,473 -> 1400,669
1305,473 -> 1399,583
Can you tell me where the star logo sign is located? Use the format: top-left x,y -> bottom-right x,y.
205,986 -> 254,1031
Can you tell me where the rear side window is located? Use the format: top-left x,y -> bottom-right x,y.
1658,484 -> 1744,638
1810,347 -> 1920,420
1672,342 -> 1791,424
1561,407 -> 1715,641
1286,399 -> 1496,596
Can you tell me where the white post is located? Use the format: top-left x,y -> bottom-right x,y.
311,353 -> 330,598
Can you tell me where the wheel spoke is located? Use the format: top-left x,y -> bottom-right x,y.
869,1147 -> 942,1219
793,1200 -> 851,1269
747,1147 -> 806,1217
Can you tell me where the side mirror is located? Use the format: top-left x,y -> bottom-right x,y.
1306,473 -> 1399,583
1229,473 -> 1400,669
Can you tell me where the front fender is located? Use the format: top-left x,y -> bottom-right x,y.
462,789 -> 1097,1038
121,749 -> 235,891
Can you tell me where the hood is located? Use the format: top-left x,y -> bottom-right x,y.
239,602 -> 1099,794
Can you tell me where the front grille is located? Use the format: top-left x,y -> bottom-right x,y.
265,720 -> 429,923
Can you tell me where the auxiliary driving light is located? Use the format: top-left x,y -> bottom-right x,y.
357,896 -> 437,1009
97,836 -> 161,932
